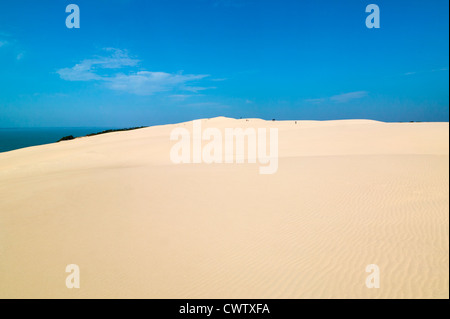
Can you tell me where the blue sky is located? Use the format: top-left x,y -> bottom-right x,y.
0,0 -> 448,127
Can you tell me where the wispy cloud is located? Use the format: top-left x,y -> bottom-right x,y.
330,91 -> 369,103
105,71 -> 209,95
57,49 -> 211,95
306,91 -> 369,104
0,31 -> 14,48
304,98 -> 327,104
0,33 -> 25,61
404,67 -> 448,76
169,94 -> 197,101
57,48 -> 139,81
211,78 -> 228,82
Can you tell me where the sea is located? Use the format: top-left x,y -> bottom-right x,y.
0,127 -> 115,153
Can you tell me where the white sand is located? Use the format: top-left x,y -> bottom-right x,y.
0,118 -> 448,298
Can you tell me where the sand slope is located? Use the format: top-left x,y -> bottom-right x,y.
0,118 -> 448,298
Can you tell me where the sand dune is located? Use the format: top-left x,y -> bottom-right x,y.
0,117 -> 448,298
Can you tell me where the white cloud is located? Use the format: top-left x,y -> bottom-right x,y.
211,78 -> 227,82
330,91 -> 368,103
304,98 -> 327,104
170,94 -> 195,101
57,48 -> 139,81
105,71 -> 209,95
1,33 -> 26,61
404,68 -> 448,76
305,91 -> 369,104
58,60 -> 104,81
57,49 -> 210,95
182,85 -> 215,93
0,31 -> 13,48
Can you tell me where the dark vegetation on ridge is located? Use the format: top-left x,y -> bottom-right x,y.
85,126 -> 148,137
57,127 -> 148,142
57,135 -> 75,142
